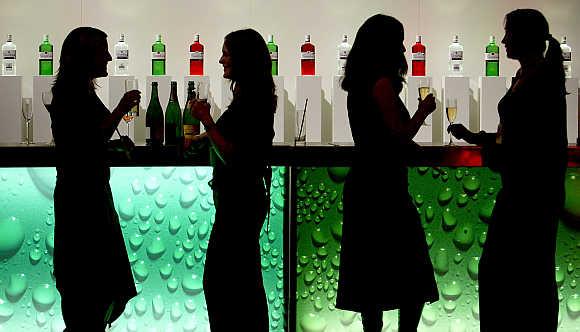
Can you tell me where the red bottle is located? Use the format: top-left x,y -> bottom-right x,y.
301,34 -> 315,76
189,34 -> 204,75
411,35 -> 426,76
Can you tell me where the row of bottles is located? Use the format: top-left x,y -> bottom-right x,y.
145,80 -> 200,149
1,33 -> 574,78
411,34 -> 573,77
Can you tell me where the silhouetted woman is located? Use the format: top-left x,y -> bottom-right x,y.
336,14 -> 439,332
449,9 -> 567,332
191,29 -> 275,332
49,27 -> 139,331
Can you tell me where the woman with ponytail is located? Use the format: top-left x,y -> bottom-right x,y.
449,9 -> 567,331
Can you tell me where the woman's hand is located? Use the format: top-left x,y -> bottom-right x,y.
191,100 -> 212,125
418,94 -> 436,117
117,90 -> 141,114
447,124 -> 475,143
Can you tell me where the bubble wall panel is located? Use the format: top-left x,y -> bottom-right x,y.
295,167 -> 580,332
0,166 -> 286,332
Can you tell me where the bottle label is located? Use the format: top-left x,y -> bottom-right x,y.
563,51 -> 571,62
270,51 -> 278,61
190,51 -> 204,60
39,51 -> 53,60
117,62 -> 127,71
412,52 -> 425,61
339,49 -> 349,60
152,52 -> 166,60
450,50 -> 463,60
301,51 -> 315,60
485,52 -> 499,61
116,50 -> 129,59
452,64 -> 461,71
3,49 -> 16,59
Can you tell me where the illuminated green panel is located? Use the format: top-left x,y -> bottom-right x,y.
0,166 -> 285,331
296,167 -> 580,331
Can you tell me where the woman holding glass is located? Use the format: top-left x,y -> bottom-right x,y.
336,15 -> 438,332
49,27 -> 139,331
449,9 -> 567,331
190,29 -> 275,332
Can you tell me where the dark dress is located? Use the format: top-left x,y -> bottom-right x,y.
478,61 -> 567,331
202,96 -> 274,332
336,86 -> 439,312
50,90 -> 136,331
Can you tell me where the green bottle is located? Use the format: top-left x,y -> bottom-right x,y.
183,81 -> 200,150
152,34 -> 166,75
267,34 -> 278,75
39,34 -> 53,75
485,35 -> 499,77
165,81 -> 183,146
146,82 -> 164,147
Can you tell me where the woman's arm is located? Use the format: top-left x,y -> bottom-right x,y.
101,90 -> 141,140
373,78 -> 436,143
190,100 -> 235,164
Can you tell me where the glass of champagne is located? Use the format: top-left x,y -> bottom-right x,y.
446,97 -> 458,146
21,98 -> 33,145
418,78 -> 431,126
196,81 -> 209,103
124,79 -> 139,133
41,90 -> 54,145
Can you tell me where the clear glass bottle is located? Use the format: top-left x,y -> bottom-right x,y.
152,34 -> 166,76
337,34 -> 351,76
114,33 -> 129,75
39,34 -> 53,76
267,34 -> 278,76
485,35 -> 500,76
301,34 -> 315,76
2,34 -> 17,76
449,35 -> 464,76
561,36 -> 572,78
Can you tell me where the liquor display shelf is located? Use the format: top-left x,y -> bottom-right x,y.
1,143 -> 579,167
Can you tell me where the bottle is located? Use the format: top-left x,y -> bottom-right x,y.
561,36 -> 572,79
39,34 -> 53,76
2,34 -> 16,76
146,82 -> 164,147
485,35 -> 500,76
165,81 -> 183,146
337,34 -> 351,76
411,35 -> 426,76
189,34 -> 204,76
301,34 -> 315,75
152,34 -> 166,75
183,81 -> 200,150
449,35 -> 464,76
114,33 -> 129,75
267,34 -> 278,76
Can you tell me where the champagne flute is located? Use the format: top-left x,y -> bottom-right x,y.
124,79 -> 139,133
41,90 -> 54,145
418,78 -> 431,126
446,97 -> 458,146
21,98 -> 33,144
196,81 -> 209,103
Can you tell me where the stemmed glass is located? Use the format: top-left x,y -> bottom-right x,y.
124,79 -> 139,133
41,90 -> 54,145
418,78 -> 431,126
21,98 -> 33,144
446,97 -> 458,146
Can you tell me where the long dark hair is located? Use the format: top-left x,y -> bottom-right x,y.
342,14 -> 408,94
224,29 -> 277,114
504,9 -> 566,94
52,27 -> 107,100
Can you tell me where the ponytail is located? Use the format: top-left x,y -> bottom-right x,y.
545,35 -> 567,95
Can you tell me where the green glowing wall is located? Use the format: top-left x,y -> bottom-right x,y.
0,166 -> 286,332
296,167 -> 580,332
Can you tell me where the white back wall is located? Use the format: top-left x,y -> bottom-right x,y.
1,0 -> 578,123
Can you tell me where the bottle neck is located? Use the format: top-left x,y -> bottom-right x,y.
150,86 -> 159,101
170,86 -> 178,101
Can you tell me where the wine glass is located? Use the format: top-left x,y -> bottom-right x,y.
294,98 -> 308,145
21,98 -> 33,145
446,97 -> 458,146
196,81 -> 209,103
124,79 -> 139,133
418,78 -> 431,126
41,91 -> 54,146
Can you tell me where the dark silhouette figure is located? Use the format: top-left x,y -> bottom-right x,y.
449,9 -> 567,332
49,27 -> 139,331
335,14 -> 439,332
191,29 -> 275,332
